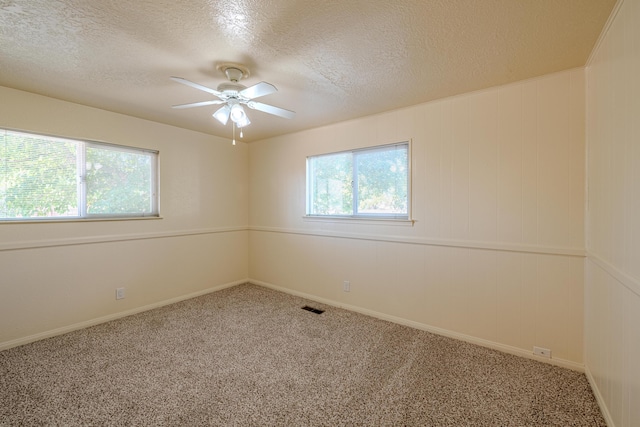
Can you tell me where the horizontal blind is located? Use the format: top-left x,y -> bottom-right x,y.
0,128 -> 158,221
85,143 -> 155,216
0,130 -> 78,219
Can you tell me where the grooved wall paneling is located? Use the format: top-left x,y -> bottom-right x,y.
585,0 -> 640,425
249,68 -> 586,366
0,87 -> 250,346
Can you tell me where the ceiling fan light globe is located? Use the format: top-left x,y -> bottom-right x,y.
230,104 -> 246,122
213,105 -> 231,125
237,115 -> 251,128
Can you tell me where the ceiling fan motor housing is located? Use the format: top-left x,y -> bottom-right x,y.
217,82 -> 246,96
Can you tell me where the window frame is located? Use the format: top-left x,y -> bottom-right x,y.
0,128 -> 160,222
305,141 -> 412,221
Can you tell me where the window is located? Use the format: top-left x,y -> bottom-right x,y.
307,142 -> 409,219
0,129 -> 158,221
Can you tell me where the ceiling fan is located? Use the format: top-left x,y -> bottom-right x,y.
171,63 -> 295,143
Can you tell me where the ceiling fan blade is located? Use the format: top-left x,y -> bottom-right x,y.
240,81 -> 277,100
170,76 -> 223,97
172,100 -> 225,109
247,101 -> 295,119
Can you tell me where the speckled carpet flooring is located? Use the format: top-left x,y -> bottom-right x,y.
1,283 -> 605,426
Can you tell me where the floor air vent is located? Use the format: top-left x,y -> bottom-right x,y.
302,305 -> 325,314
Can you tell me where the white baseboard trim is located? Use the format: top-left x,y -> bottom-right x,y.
2,277 -> 585,374
250,279 -> 585,372
585,364 -> 616,427
0,279 -> 248,352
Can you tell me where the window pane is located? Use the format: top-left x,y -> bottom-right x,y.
307,143 -> 409,219
0,128 -> 158,221
309,152 -> 352,215
85,144 -> 155,216
355,145 -> 407,216
0,130 -> 78,219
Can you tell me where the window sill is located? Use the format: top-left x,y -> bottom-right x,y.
0,216 -> 163,224
302,215 -> 414,227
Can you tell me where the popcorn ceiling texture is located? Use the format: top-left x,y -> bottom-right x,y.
0,284 -> 605,426
0,0 -> 616,141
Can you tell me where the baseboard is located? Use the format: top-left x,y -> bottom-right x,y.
3,277 -> 586,373
0,279 -> 248,352
250,279 -> 585,372
585,364 -> 616,427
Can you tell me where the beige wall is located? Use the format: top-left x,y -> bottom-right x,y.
249,68 -> 586,369
0,86 -> 249,348
2,14 -> 635,420
585,0 -> 640,425
6,17 -> 637,420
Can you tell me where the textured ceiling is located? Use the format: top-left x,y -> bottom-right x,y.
0,0 -> 616,142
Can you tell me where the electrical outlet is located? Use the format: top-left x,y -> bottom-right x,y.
343,280 -> 350,292
116,287 -> 125,300
533,346 -> 551,358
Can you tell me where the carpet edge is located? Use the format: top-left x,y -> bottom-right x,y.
0,278 -> 248,351
250,278 -> 585,372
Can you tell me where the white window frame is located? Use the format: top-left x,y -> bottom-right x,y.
0,128 -> 159,222
305,141 -> 412,222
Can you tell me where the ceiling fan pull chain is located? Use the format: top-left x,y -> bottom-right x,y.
232,121 -> 236,145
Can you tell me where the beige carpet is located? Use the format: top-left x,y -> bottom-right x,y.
0,283 -> 605,426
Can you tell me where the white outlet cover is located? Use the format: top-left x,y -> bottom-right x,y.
533,346 -> 551,358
